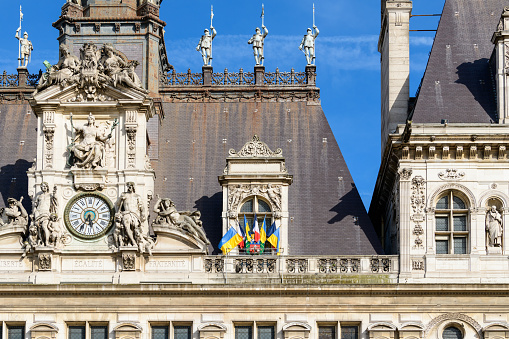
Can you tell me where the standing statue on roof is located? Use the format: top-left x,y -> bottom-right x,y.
248,4 -> 268,66
15,6 -> 33,68
299,4 -> 319,65
196,6 -> 217,66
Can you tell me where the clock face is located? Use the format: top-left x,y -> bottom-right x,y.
64,192 -> 114,239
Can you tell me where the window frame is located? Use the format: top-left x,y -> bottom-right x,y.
239,196 -> 275,252
435,191 -> 470,255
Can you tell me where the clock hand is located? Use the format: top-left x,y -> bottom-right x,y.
85,213 -> 93,228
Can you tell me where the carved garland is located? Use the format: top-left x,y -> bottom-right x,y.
438,168 -> 465,180
426,183 -> 477,213
126,127 -> 137,169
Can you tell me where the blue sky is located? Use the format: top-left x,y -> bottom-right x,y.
0,0 -> 444,209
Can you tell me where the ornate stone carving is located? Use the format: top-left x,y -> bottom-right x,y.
228,184 -> 283,213
318,259 -> 337,273
425,313 -> 482,338
0,196 -> 28,229
286,259 -> 308,273
68,113 -> 118,169
36,43 -> 147,94
429,146 -> 436,159
122,253 -> 135,271
470,145 -> 477,159
415,146 -> 422,160
456,146 -> 463,159
499,145 -> 506,159
126,126 -> 137,169
38,253 -> 51,271
398,168 -> 412,180
442,146 -> 450,159
32,183 -> 59,247
205,258 -> 224,273
486,206 -> 503,248
43,127 -> 55,169
505,43 -> 509,73
412,260 -> 424,270
371,258 -> 391,273
484,145 -> 492,159
229,135 -> 282,157
411,176 -> 425,214
151,195 -> 210,245
402,146 -> 409,159
113,183 -> 154,255
438,169 -> 465,180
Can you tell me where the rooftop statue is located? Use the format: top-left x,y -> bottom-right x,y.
196,27 -> 216,66
15,30 -> 33,68
299,25 -> 319,65
36,42 -> 148,96
247,26 -> 268,66
66,0 -> 82,5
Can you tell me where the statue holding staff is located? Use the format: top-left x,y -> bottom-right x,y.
299,4 -> 319,65
15,6 -> 33,68
196,6 -> 217,66
248,5 -> 268,66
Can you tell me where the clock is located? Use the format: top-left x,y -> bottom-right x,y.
64,192 -> 114,239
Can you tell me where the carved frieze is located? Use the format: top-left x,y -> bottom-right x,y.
122,253 -> 135,271
411,176 -> 425,249
438,169 -> 465,180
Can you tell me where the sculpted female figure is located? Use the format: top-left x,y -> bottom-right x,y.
70,113 -> 111,169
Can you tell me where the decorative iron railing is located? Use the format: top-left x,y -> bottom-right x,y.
211,68 -> 255,85
161,69 -> 203,86
0,72 -> 19,87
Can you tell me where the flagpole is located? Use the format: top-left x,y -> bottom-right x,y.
18,6 -> 22,68
210,5 -> 214,65
261,4 -> 264,27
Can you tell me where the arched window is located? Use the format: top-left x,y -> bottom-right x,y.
435,191 -> 469,254
443,326 -> 462,339
239,196 -> 273,250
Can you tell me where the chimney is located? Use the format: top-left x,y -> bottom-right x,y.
492,7 -> 509,123
378,0 -> 412,152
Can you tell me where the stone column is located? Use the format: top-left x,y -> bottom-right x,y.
254,65 -> 265,85
398,167 -> 413,279
203,66 -> 212,86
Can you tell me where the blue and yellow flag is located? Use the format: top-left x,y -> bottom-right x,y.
218,227 -> 244,254
267,221 -> 280,254
260,216 -> 267,244
244,215 -> 252,243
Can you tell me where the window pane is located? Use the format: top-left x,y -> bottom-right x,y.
341,326 -> 358,339
8,327 -> 24,339
235,327 -> 252,339
452,196 -> 466,209
174,327 -> 191,339
258,327 -> 274,339
152,327 -> 168,339
69,327 -> 85,339
91,327 -> 108,339
436,196 -> 448,209
258,200 -> 271,213
453,216 -> 467,231
454,237 -> 467,254
443,327 -> 462,339
436,240 -> 449,254
436,217 -> 449,231
319,327 -> 335,339
240,199 -> 253,212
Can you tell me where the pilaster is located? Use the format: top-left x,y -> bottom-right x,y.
398,167 -> 413,278
492,7 -> 509,123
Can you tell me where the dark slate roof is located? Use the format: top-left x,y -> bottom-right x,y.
154,101 -> 383,255
411,0 -> 504,123
0,103 -> 37,213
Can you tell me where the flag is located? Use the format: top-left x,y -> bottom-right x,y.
244,215 -> 252,243
267,221 -> 280,254
218,227 -> 243,255
253,215 -> 260,243
260,216 -> 267,244
237,220 -> 246,249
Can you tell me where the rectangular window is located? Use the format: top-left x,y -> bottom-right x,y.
235,326 -> 252,339
318,326 -> 335,339
436,239 -> 449,254
453,216 -> 467,231
258,327 -> 274,339
69,327 -> 86,339
91,327 -> 108,339
435,216 -> 449,231
174,326 -> 191,339
340,326 -> 358,339
152,327 -> 169,339
8,326 -> 24,339
454,237 -> 467,254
